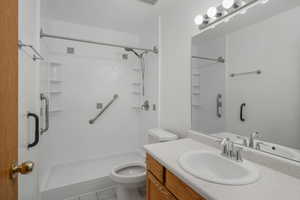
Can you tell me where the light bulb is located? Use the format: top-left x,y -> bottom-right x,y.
239,1 -> 247,14
194,15 -> 204,25
222,0 -> 235,9
207,7 -> 217,18
260,0 -> 269,4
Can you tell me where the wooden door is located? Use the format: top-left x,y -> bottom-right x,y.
147,173 -> 177,200
0,0 -> 19,199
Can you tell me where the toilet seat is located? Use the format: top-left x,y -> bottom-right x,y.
110,162 -> 146,184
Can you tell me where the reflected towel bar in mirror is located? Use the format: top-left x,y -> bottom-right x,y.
230,70 -> 261,77
192,56 -> 225,63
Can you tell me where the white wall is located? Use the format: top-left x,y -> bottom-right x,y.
191,37 -> 226,133
225,6 -> 300,149
138,20 -> 159,148
159,0 -> 220,137
39,20 -> 145,178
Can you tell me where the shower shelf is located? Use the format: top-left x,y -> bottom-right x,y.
132,106 -> 142,110
49,80 -> 63,83
192,93 -> 200,95
132,68 -> 141,72
192,104 -> 201,107
192,85 -> 200,87
49,62 -> 62,67
49,91 -> 62,94
132,83 -> 141,86
192,73 -> 200,76
49,107 -> 63,113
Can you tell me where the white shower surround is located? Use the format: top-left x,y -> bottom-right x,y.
40,19 -> 158,199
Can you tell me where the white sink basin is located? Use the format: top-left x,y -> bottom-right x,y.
178,151 -> 260,185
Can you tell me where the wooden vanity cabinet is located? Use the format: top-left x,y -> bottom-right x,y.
146,154 -> 207,200
147,172 -> 177,200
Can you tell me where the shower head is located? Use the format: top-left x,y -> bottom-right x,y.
124,47 -> 132,52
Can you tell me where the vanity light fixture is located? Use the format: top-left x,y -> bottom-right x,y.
207,7 -> 218,18
194,15 -> 204,25
260,0 -> 269,4
195,0 -> 269,31
222,0 -> 235,9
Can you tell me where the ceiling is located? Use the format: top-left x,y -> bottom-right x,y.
41,0 -> 171,34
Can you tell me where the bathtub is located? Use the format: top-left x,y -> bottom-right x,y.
41,152 -> 144,200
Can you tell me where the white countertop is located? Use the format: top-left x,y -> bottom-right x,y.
144,139 -> 300,200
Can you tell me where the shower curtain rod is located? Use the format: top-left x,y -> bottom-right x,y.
192,56 -> 225,63
40,30 -> 158,54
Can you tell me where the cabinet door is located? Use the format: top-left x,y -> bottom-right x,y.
147,172 -> 177,200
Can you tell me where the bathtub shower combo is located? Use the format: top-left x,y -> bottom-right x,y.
38,26 -> 171,200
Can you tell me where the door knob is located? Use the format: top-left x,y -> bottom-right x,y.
10,161 -> 34,179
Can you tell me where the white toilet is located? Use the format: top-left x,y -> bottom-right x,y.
110,128 -> 178,200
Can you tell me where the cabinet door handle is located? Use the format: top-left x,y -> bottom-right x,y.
27,113 -> 40,148
240,103 -> 246,122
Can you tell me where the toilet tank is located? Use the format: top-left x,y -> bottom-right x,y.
147,128 -> 178,144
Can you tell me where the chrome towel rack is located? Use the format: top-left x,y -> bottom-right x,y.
18,40 -> 44,61
89,94 -> 119,124
230,70 -> 261,78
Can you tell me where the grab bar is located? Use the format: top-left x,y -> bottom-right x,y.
40,93 -> 49,134
89,94 -> 119,124
230,70 -> 261,77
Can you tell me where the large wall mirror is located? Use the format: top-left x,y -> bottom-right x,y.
191,0 -> 300,162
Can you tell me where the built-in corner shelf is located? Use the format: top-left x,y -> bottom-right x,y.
49,108 -> 63,113
192,93 -> 200,95
132,106 -> 142,110
132,66 -> 142,110
192,104 -> 201,108
48,61 -> 63,114
49,80 -> 63,83
49,91 -> 62,94
50,62 -> 62,67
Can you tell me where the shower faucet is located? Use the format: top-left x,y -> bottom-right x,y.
141,100 -> 150,111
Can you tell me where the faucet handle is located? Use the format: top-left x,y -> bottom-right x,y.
229,142 -> 236,158
237,136 -> 248,147
216,138 -> 230,156
235,147 -> 244,162
252,132 -> 260,138
215,137 -> 229,145
255,142 -> 265,150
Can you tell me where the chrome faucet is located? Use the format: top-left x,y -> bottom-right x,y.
218,138 -> 243,162
220,138 -> 230,156
249,132 -> 259,148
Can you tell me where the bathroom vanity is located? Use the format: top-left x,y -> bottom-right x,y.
144,139 -> 300,200
146,154 -> 206,200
